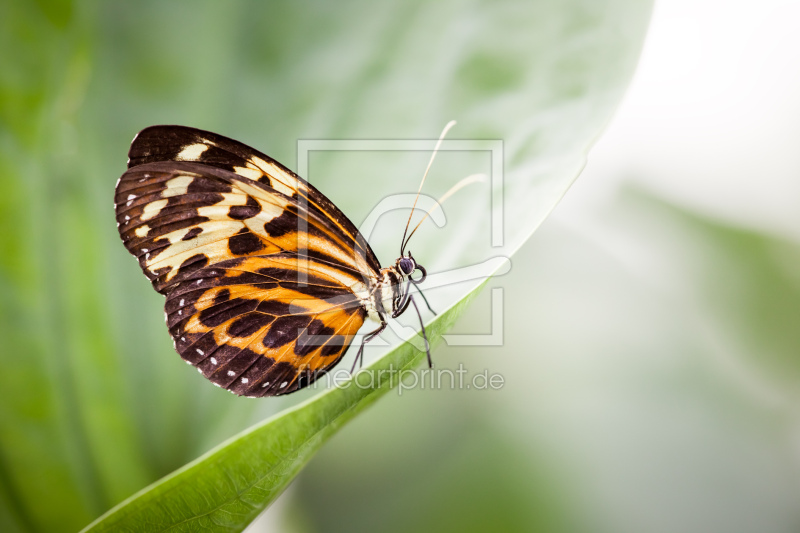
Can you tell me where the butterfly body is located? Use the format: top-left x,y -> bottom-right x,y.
115,126 -> 429,397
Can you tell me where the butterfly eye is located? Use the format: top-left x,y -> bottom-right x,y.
398,257 -> 415,275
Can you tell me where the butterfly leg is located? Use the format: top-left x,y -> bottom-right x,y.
350,321 -> 387,374
409,296 -> 433,368
413,284 -> 437,316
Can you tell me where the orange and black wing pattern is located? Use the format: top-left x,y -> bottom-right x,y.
115,126 -> 376,396
164,254 -> 365,396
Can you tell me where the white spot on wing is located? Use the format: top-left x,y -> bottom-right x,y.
268,177 -> 294,197
179,299 -> 184,306
227,370 -> 235,377
241,377 -> 249,384
197,349 -> 204,355
176,143 -> 209,161
141,198 -> 168,221
210,357 -> 217,365
262,382 -> 270,388
127,194 -> 136,201
162,175 -> 194,198
134,224 -> 149,238
280,381 -> 288,389
233,165 -> 263,181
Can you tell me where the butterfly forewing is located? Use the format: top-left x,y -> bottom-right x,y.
127,125 -> 380,273
115,126 -> 380,396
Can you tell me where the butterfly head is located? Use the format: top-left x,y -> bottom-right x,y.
377,252 -> 427,320
396,252 -> 426,283
398,256 -> 415,276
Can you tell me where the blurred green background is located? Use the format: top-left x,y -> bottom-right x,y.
3,0 -> 799,532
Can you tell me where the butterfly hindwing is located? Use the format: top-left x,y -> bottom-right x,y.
166,254 -> 366,396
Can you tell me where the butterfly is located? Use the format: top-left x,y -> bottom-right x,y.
114,125 -> 441,397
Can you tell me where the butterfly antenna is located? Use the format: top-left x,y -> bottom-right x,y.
400,173 -> 487,253
400,120 -> 457,256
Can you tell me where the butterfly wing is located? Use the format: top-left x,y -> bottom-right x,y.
116,161 -> 371,295
115,127 -> 379,396
166,254 -> 365,396
127,125 -> 381,275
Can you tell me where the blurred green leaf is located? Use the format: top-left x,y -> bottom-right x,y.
0,0 -> 651,532
618,187 -> 800,388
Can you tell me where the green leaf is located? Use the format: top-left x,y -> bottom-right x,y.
81,280 -> 483,533
0,0 -> 652,532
